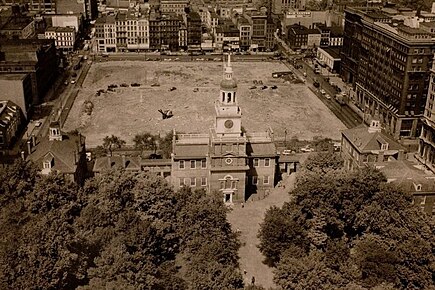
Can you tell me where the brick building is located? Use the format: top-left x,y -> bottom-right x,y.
171,55 -> 276,203
341,8 -> 435,140
27,122 -> 87,185
341,115 -> 406,171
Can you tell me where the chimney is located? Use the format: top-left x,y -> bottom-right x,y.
107,156 -> 111,168
122,154 -> 126,168
31,134 -> 36,146
21,151 -> 25,161
27,140 -> 31,155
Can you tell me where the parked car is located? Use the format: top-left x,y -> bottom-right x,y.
282,149 -> 294,155
320,89 -> 326,95
325,94 -> 331,100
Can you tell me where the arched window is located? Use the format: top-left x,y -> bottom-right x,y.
222,92 -> 225,102
234,92 -> 236,102
227,92 -> 231,103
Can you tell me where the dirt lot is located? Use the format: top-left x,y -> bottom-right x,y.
63,61 -> 346,147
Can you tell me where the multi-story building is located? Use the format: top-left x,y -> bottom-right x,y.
341,115 -> 406,170
27,122 -> 87,185
160,0 -> 189,15
0,100 -> 23,154
341,8 -> 435,140
171,55 -> 276,203
56,0 -> 98,20
0,39 -> 58,104
45,26 -> 76,51
0,73 -> 33,118
271,0 -> 306,15
417,61 -> 435,172
187,11 -> 201,51
2,0 -> 57,13
237,17 -> 251,51
281,10 -> 330,35
0,15 -> 34,39
95,14 -> 116,52
286,24 -> 321,50
249,12 -> 267,51
149,11 -> 181,51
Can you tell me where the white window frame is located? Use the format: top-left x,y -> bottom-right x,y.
264,158 -> 270,167
264,176 -> 270,185
43,161 -> 51,169
201,159 -> 207,168
201,177 -> 207,186
253,158 -> 259,167
179,160 -> 185,169
190,160 -> 196,169
190,177 -> 196,187
252,176 -> 258,185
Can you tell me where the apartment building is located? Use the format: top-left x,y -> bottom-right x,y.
341,8 -> 435,140
45,26 -> 76,51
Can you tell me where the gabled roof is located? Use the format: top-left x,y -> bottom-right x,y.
341,125 -> 404,153
27,134 -> 85,173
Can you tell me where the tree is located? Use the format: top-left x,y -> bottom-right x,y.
158,131 -> 174,159
102,135 -> 126,156
133,132 -> 158,156
259,165 -> 435,289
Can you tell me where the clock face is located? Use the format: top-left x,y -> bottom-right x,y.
224,120 -> 234,129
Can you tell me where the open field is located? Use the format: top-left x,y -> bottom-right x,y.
63,61 -> 346,147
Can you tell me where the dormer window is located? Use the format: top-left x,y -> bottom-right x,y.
381,143 -> 389,151
414,183 -> 422,192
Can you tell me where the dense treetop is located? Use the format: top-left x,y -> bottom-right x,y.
258,152 -> 435,290
0,160 -> 243,290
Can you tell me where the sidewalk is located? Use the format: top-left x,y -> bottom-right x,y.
227,174 -> 296,288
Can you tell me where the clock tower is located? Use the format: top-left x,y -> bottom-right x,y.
215,54 -> 242,137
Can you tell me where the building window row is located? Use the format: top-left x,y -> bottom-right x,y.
179,159 -> 207,169
251,175 -> 270,185
180,177 -> 207,187
253,158 -> 270,167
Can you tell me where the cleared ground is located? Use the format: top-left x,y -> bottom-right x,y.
63,61 -> 346,147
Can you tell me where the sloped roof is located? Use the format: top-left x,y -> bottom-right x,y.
375,160 -> 435,193
93,155 -> 141,172
173,143 -> 209,159
27,134 -> 85,173
246,142 -> 276,157
341,125 -> 404,154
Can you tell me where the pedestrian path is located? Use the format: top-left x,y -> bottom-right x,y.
227,174 -> 296,288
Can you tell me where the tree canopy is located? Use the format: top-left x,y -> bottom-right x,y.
258,155 -> 435,289
0,160 -> 243,289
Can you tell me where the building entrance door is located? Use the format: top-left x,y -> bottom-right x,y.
223,190 -> 233,203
